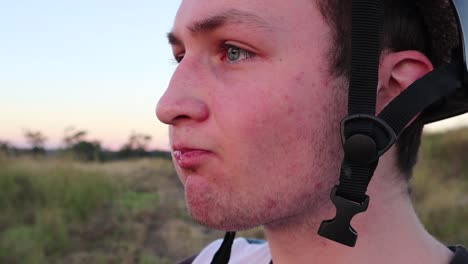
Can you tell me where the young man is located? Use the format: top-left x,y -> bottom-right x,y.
156,0 -> 468,263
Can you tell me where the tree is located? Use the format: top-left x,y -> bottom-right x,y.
71,140 -> 102,161
63,126 -> 87,148
62,127 -> 103,161
23,129 -> 47,155
118,132 -> 152,159
0,140 -> 14,156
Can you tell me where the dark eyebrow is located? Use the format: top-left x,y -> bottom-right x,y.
167,9 -> 272,46
167,32 -> 181,46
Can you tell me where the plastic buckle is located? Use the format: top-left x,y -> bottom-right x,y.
341,114 -> 396,164
318,186 -> 369,247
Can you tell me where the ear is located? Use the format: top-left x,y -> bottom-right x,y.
376,51 -> 433,114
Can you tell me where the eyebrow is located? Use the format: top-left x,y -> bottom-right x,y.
167,9 -> 272,46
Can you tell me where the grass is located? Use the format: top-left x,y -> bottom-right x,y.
0,157 -> 122,264
412,128 -> 468,245
0,128 -> 467,263
116,191 -> 159,218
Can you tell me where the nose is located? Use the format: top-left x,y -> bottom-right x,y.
157,97 -> 209,125
156,64 -> 210,125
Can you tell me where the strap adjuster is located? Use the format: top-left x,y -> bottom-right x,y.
341,114 -> 397,164
318,186 -> 369,247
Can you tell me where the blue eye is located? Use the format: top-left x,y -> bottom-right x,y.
174,53 -> 185,63
223,44 -> 254,63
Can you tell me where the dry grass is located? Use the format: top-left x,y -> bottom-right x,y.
1,128 -> 467,263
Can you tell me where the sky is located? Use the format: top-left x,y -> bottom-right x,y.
0,0 -> 181,150
1,0 -> 467,151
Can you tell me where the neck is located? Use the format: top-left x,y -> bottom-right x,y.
264,152 -> 453,264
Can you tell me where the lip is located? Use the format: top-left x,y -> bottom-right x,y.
173,148 -> 212,169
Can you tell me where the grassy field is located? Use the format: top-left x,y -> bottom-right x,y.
412,129 -> 468,244
0,128 -> 467,263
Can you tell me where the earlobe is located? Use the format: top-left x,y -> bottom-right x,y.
377,50 -> 434,113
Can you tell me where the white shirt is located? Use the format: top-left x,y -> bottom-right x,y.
193,238 -> 271,264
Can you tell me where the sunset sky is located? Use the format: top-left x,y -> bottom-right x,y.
1,0 -> 181,150
1,0 -> 467,151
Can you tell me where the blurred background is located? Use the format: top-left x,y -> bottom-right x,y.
0,1 -> 467,263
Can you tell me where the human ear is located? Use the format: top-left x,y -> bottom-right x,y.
376,51 -> 434,114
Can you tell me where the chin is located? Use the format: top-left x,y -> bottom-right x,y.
190,211 -> 264,232
185,191 -> 265,231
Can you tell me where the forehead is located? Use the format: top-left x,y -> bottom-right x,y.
173,0 -> 323,34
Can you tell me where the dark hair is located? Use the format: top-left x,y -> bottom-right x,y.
317,0 -> 459,179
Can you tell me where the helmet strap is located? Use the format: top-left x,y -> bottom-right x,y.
319,0 -> 466,246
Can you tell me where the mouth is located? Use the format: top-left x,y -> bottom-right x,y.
173,148 -> 212,169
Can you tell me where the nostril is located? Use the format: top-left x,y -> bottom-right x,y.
173,115 -> 191,122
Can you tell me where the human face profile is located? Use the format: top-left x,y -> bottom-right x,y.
156,0 -> 347,231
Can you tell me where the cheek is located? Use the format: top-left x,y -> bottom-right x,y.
209,57 -> 346,188
221,73 -> 333,175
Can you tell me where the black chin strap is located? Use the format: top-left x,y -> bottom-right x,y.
318,57 -> 464,247
317,0 -> 384,247
316,0 -> 468,248
210,231 -> 236,264
379,60 -> 464,129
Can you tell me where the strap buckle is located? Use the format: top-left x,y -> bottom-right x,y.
318,186 -> 369,247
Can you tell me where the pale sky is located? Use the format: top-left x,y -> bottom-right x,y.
0,0 -> 181,150
1,0 -> 467,151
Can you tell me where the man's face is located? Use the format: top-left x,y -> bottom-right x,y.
156,0 -> 347,230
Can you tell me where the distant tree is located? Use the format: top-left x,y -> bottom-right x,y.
71,140 -> 103,161
63,126 -> 87,149
0,140 -> 9,151
118,132 -> 152,159
23,129 -> 47,155
62,127 -> 103,161
0,140 -> 14,156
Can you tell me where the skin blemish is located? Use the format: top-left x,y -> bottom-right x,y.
315,182 -> 322,190
323,78 -> 332,88
295,72 -> 305,83
266,199 -> 278,210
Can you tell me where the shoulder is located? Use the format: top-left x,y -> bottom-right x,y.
449,245 -> 468,264
178,237 -> 270,264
